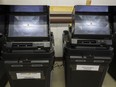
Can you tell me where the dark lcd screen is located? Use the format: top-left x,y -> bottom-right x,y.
0,6 -> 5,12
114,16 -> 116,32
10,6 -> 45,12
74,15 -> 110,35
8,15 -> 48,37
75,6 -> 108,12
0,15 -> 5,34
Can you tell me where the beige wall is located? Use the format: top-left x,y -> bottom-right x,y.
51,24 -> 68,57
0,0 -> 116,6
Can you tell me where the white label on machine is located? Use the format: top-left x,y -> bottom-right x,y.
44,42 -> 50,47
76,65 -> 99,71
16,73 -> 41,79
71,39 -> 77,44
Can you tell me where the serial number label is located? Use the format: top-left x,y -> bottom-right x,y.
76,65 -> 99,71
16,73 -> 41,79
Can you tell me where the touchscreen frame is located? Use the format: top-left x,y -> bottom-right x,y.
72,6 -> 111,38
74,14 -> 110,35
6,5 -> 50,41
8,15 -> 48,37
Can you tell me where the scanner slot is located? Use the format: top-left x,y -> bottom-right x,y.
77,40 -> 96,44
12,43 -> 32,47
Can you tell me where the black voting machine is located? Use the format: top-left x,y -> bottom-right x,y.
0,6 -> 8,87
63,6 -> 113,87
108,6 -> 116,80
1,5 -> 54,87
0,5 -> 116,87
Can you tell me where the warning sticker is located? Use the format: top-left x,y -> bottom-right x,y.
76,65 -> 99,71
16,73 -> 41,79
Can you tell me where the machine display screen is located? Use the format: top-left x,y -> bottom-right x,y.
74,15 -> 110,35
10,6 -> 45,12
8,15 -> 48,37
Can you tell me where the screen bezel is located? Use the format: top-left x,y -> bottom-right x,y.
72,12 -> 111,38
8,15 -> 49,37
8,5 -> 49,13
7,14 -> 50,41
74,5 -> 109,13
6,6 -> 50,41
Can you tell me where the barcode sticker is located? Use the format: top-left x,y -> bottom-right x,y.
44,42 -> 50,47
76,65 -> 99,71
71,39 -> 77,44
16,73 -> 41,79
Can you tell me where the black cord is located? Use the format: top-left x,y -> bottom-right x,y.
53,63 -> 64,69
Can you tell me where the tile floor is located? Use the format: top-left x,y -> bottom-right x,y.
5,62 -> 116,87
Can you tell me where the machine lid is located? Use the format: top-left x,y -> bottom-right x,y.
9,5 -> 48,13
0,15 -> 5,35
75,5 -> 109,13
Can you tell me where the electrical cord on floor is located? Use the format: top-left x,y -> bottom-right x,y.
53,63 -> 64,69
